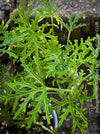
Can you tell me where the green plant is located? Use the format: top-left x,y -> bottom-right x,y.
60,12 -> 86,45
0,0 -> 100,134
0,63 -> 15,126
0,64 -> 9,97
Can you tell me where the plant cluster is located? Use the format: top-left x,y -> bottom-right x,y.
0,0 -> 100,134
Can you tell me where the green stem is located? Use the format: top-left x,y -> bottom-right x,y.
4,8 -> 19,28
4,0 -> 11,7
35,43 -> 45,86
82,73 -> 92,81
20,0 -> 26,16
36,122 -> 54,134
67,30 -> 71,46
46,87 -> 72,92
57,82 -> 61,89
4,19 -> 11,28
51,15 -> 54,35
20,0 -> 26,6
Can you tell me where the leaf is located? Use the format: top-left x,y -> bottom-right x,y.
97,34 -> 100,51
20,59 -> 42,85
0,0 -> 97,133
73,11 -> 86,25
0,49 -> 18,59
70,104 -> 88,134
60,20 -> 69,31
60,11 -> 86,33
43,90 -> 51,124
58,105 -> 71,126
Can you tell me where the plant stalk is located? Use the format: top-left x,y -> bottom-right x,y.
67,30 -> 71,45
51,15 -> 54,35
46,87 -> 72,92
36,122 -> 54,134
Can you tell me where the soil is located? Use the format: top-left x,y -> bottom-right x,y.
0,100 -> 100,134
30,0 -> 100,18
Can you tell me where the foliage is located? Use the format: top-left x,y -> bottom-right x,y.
0,0 -> 100,134
98,34 -> 100,52
0,63 -> 15,126
60,11 -> 86,45
0,64 -> 9,97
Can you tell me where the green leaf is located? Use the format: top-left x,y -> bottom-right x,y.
20,59 -> 42,85
58,105 -> 71,126
97,34 -> 100,51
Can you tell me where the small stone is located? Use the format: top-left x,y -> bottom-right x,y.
80,6 -> 85,10
86,4 -> 91,8
79,0 -> 83,2
83,14 -> 86,19
50,125 -> 53,131
93,8 -> 97,14
91,106 -> 96,110
92,0 -> 97,3
74,4 -> 78,8
66,118 -> 70,121
89,104 -> 93,108
69,1 -> 73,5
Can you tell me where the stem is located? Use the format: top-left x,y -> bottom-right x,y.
4,8 -> 19,28
82,73 -> 92,82
57,82 -> 61,89
67,30 -> 71,46
20,0 -> 26,6
36,122 -> 54,134
4,0 -> 11,7
46,87 -> 72,92
4,19 -> 11,28
20,0 -> 26,16
51,15 -> 54,35
35,43 -> 45,86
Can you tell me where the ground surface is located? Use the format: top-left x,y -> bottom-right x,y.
0,100 -> 100,134
31,0 -> 100,18
0,0 -> 100,20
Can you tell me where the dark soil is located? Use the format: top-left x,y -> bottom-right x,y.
0,99 -> 100,134
0,112 -> 53,134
